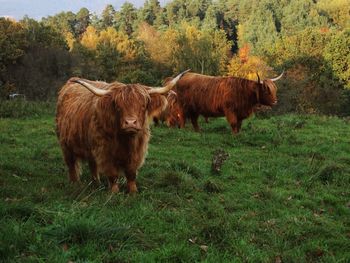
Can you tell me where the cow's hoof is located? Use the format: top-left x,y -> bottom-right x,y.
127,182 -> 138,194
111,183 -> 120,193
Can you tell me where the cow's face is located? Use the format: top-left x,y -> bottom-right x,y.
147,94 -> 168,122
165,91 -> 181,127
166,105 -> 182,127
166,112 -> 179,127
112,85 -> 151,134
102,85 -> 172,134
259,80 -> 278,106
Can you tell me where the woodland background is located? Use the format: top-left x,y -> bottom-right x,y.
1,2 -> 350,261
0,0 -> 349,115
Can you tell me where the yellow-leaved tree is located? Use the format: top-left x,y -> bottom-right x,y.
317,0 -> 350,29
80,25 -> 99,50
137,21 -> 231,75
227,44 -> 273,80
172,22 -> 231,75
99,27 -> 136,60
63,31 -> 75,51
81,25 -> 137,61
137,22 -> 177,68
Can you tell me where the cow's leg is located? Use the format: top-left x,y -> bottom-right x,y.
178,109 -> 186,128
224,109 -> 239,134
88,159 -> 100,184
190,114 -> 200,132
125,169 -> 138,194
62,148 -> 80,182
107,170 -> 120,193
204,116 -> 209,123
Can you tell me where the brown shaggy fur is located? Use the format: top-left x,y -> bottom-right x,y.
56,78 -> 168,193
151,90 -> 181,127
174,73 -> 278,133
165,90 -> 181,127
149,94 -> 167,126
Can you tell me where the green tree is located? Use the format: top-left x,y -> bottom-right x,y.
238,5 -> 279,55
172,22 -> 231,74
0,18 -> 27,98
138,0 -> 161,26
71,42 -> 99,79
101,4 -> 116,28
202,4 -> 217,29
98,27 -> 137,61
166,0 -> 186,25
264,27 -> 330,66
96,41 -> 122,81
317,0 -> 350,29
42,11 -> 76,36
211,0 -> 238,52
187,0 -> 211,20
137,22 -> 173,67
1,17 -> 72,100
263,27 -> 349,115
21,17 -> 68,49
115,2 -> 137,36
0,18 -> 27,71
75,8 -> 90,36
10,19 -> 71,100
280,0 -> 327,35
323,29 -> 350,89
41,12 -> 78,49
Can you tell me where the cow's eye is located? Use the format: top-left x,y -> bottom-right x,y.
264,87 -> 270,94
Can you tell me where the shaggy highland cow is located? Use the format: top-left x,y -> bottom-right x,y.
172,72 -> 283,133
56,70 -> 189,193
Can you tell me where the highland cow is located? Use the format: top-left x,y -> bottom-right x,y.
56,70 -> 189,193
173,72 -> 283,133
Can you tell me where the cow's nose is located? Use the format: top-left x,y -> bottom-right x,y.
125,118 -> 137,126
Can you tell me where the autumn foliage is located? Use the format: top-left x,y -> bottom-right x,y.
0,0 -> 349,115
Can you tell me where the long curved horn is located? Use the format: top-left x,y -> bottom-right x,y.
69,78 -> 110,96
270,71 -> 284,82
256,73 -> 262,84
148,69 -> 191,94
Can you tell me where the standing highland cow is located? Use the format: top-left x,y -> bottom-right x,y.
173,72 -> 283,133
56,70 -> 189,193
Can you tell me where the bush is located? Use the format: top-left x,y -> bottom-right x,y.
118,69 -> 158,86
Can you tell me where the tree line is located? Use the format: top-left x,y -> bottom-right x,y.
0,0 -> 349,115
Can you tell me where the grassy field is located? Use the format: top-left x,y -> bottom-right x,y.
0,108 -> 349,262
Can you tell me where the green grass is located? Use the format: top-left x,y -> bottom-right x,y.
0,100 -> 55,118
0,110 -> 349,262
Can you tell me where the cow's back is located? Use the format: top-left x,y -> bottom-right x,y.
175,73 -> 233,117
56,80 -> 111,157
